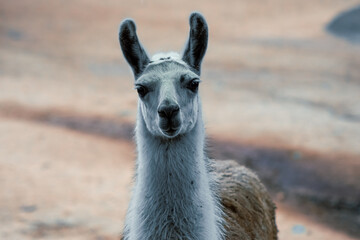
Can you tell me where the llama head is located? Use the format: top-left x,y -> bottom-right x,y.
119,12 -> 208,138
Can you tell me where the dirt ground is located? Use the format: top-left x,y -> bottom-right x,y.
1,0 -> 360,239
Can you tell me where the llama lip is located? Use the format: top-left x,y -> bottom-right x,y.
159,118 -> 181,136
161,127 -> 180,137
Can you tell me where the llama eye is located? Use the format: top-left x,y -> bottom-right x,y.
135,85 -> 148,98
187,79 -> 200,92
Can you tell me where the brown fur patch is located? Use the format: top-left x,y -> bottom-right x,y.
214,160 -> 278,240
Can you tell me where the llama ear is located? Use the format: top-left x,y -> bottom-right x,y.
182,12 -> 208,75
119,19 -> 150,79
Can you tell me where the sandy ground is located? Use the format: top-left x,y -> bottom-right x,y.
1,0 -> 360,239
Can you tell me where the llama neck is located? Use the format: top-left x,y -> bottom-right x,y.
135,110 -> 206,190
130,108 -> 221,239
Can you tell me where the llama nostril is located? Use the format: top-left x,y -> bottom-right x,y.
158,104 -> 180,119
173,106 -> 179,113
158,109 -> 167,118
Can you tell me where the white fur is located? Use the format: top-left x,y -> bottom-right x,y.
123,53 -> 224,240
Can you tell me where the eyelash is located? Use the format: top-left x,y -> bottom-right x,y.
187,79 -> 200,92
135,85 -> 148,98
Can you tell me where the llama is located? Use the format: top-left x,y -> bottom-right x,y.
118,12 -> 277,240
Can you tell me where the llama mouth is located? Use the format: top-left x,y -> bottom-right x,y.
159,119 -> 181,137
161,127 -> 180,137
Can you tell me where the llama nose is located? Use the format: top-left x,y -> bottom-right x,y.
158,103 -> 180,119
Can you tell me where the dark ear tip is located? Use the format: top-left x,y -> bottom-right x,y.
189,12 -> 207,29
119,18 -> 136,37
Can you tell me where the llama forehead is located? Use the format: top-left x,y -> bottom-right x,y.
143,60 -> 188,75
144,51 -> 194,75
137,61 -> 198,85
133,52 -> 200,82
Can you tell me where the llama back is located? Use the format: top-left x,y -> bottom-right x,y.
213,160 -> 278,240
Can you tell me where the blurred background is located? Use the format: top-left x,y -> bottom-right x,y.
1,0 -> 360,239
